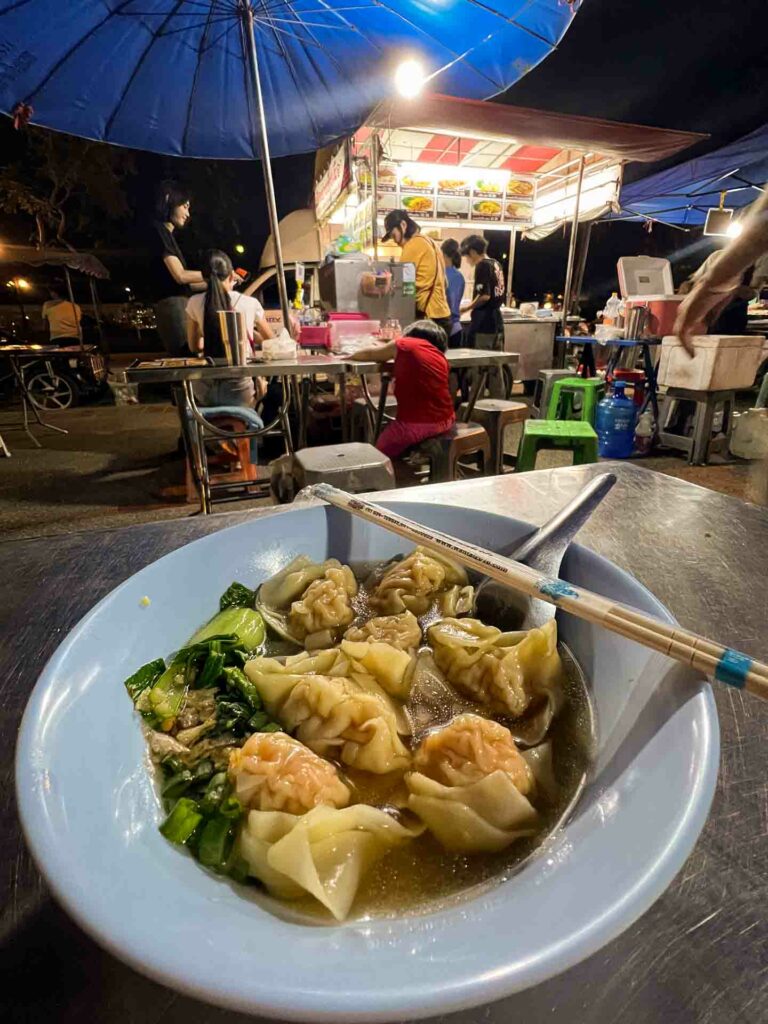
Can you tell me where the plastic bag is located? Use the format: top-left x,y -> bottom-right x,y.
262,328 -> 297,362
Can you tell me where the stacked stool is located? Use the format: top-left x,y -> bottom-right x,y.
515,420 -> 598,472
546,376 -> 606,425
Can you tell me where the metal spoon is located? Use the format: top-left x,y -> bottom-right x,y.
474,471 -> 617,630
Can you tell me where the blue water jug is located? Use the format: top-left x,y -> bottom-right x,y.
595,381 -> 637,458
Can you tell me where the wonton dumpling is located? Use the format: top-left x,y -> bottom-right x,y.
246,645 -> 413,726
428,617 -> 564,737
239,805 -> 422,920
282,675 -> 411,774
406,771 -> 538,854
345,610 -> 422,652
371,547 -> 471,617
228,731 -> 350,815
256,556 -> 357,648
413,714 -> 533,794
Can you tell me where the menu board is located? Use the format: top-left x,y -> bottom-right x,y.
377,163 -> 535,227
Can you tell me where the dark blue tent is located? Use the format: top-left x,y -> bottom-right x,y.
615,123 -> 768,226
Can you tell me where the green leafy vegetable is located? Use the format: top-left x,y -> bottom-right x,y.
200,772 -> 229,815
197,641 -> 227,689
198,814 -> 236,871
160,798 -> 203,845
148,665 -> 189,725
124,658 -> 166,702
189,608 -> 265,652
222,665 -> 263,711
219,582 -> 256,611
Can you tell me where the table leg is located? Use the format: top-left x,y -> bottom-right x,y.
339,373 -> 349,442
279,377 -> 294,455
177,381 -> 210,514
463,370 -> 488,422
298,376 -> 310,449
583,345 -> 596,378
641,344 -> 660,424
374,374 -> 391,441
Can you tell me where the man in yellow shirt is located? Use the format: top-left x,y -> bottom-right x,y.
382,209 -> 452,335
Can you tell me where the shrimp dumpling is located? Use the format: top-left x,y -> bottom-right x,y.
228,731 -> 350,815
239,804 -> 423,920
428,617 -> 564,739
345,610 -> 422,653
371,547 -> 471,617
406,714 -> 538,853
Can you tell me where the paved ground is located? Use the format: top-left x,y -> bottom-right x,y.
0,395 -> 765,542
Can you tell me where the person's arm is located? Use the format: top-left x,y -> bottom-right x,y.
163,254 -> 205,289
463,263 -> 491,313
347,341 -> 397,363
675,189 -> 768,353
254,315 -> 273,342
186,313 -> 203,355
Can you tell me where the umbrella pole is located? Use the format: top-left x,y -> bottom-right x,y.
557,154 -> 585,366
506,228 -> 517,306
239,2 -> 292,333
64,267 -> 84,352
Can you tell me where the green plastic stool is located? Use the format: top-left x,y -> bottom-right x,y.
515,419 -> 599,472
546,376 -> 606,425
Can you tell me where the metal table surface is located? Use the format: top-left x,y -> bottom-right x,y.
125,353 -> 352,384
2,463 -> 767,1024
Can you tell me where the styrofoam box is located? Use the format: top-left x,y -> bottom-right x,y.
659,335 -> 765,391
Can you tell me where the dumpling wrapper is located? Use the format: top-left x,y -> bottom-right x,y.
283,675 -> 411,775
407,770 -> 539,854
256,556 -> 357,649
428,617 -> 564,743
345,610 -> 422,653
370,547 -> 472,617
240,805 -> 423,920
246,645 -> 412,732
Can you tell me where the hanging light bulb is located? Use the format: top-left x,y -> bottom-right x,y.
726,221 -> 743,238
395,59 -> 426,99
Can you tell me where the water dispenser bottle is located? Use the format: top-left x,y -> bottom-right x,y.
595,381 -> 637,458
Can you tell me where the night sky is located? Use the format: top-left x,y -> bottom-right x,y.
1,0 -> 767,310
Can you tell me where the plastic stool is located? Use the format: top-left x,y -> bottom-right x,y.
407,422 -> 491,483
459,398 -> 529,474
293,442 -> 395,492
546,377 -> 606,425
614,369 -> 646,408
515,420 -> 598,472
533,369 -> 573,418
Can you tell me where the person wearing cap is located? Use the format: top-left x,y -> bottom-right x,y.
382,210 -> 452,336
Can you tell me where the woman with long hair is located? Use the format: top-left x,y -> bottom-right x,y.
186,249 -> 273,408
150,181 -> 205,356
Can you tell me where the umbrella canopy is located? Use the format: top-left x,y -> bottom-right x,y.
0,245 -> 110,279
0,0 -> 581,159
614,122 -> 768,226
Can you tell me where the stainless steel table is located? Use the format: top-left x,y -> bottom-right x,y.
2,464 -> 767,1023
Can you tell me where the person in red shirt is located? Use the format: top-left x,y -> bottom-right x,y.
350,320 -> 455,458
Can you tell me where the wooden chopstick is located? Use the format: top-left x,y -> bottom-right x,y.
312,484 -> 768,700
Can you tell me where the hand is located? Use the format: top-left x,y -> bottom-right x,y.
673,281 -> 731,356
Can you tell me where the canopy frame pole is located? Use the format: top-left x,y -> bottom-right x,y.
506,228 -> 517,306
558,154 -> 586,364
572,220 -> 593,315
64,267 -> 84,352
239,1 -> 292,332
371,133 -> 380,261
88,276 -> 108,356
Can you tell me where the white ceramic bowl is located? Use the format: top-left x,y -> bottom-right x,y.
16,502 -> 719,1022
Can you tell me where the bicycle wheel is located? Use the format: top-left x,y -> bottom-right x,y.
26,371 -> 78,411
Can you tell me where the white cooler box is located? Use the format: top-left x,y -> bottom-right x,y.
659,335 -> 765,391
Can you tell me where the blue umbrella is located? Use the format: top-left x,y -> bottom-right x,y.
0,0 -> 582,320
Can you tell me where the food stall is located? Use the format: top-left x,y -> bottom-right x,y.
312,94 -> 703,379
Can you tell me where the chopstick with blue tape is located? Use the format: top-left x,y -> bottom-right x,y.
312,485 -> 768,699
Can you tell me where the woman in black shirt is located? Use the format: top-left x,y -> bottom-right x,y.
150,182 -> 205,355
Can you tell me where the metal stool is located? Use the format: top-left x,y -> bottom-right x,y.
546,377 -> 606,426
533,369 -> 573,418
407,422 -> 491,483
515,419 -> 598,472
459,398 -> 529,474
658,387 -> 737,465
293,442 -> 395,493
352,395 -> 397,442
184,412 -> 263,506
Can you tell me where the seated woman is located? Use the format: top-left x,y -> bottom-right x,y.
350,320 -> 456,459
186,250 -> 272,410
